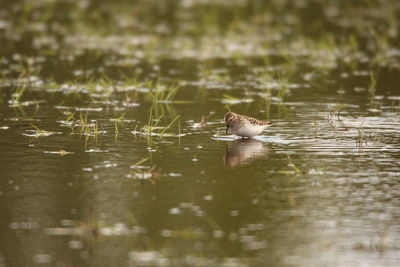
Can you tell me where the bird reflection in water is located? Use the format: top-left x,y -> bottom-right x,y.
224,139 -> 268,166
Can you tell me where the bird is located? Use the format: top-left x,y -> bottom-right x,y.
224,112 -> 272,138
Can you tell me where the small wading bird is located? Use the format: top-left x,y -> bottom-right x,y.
224,112 -> 272,138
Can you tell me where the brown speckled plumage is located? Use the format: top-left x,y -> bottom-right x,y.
224,112 -> 272,138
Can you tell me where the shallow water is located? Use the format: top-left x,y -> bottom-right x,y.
1,1 -> 400,266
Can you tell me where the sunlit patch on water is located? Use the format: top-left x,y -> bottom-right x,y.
126,172 -> 154,180
254,134 -> 302,144
22,129 -> 61,138
211,134 -> 238,141
94,161 -> 118,169
131,130 -> 186,137
8,100 -> 46,108
43,150 -> 74,155
333,116 -> 400,130
85,148 -> 110,153
46,223 -> 147,237
213,133 -> 314,145
221,96 -> 253,105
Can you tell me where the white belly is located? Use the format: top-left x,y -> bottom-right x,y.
234,125 -> 266,138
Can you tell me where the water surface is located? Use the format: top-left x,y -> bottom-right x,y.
1,1 -> 400,266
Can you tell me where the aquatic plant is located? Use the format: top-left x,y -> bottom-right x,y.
131,108 -> 182,152
23,124 -> 58,138
9,85 -> 26,107
146,80 -> 179,103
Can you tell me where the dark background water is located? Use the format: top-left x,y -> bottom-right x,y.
1,0 -> 400,266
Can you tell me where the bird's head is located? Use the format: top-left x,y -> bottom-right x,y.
224,112 -> 236,135
224,112 -> 236,124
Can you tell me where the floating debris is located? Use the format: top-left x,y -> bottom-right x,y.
94,161 -> 118,169
169,207 -> 182,215
85,148 -> 110,153
5,117 -> 41,122
8,100 -> 46,108
168,173 -> 182,177
43,150 -> 74,156
230,210 -> 239,216
221,95 -> 253,105
23,130 -> 60,138
203,195 -> 213,201
68,240 -> 84,250
126,172 -> 153,180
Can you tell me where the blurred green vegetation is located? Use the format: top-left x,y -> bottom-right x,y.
1,0 -> 399,51
0,0 -> 399,94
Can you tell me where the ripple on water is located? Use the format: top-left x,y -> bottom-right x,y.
212,133 -> 311,144
254,134 -> 307,144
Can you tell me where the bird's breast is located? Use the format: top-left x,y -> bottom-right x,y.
234,125 -> 266,138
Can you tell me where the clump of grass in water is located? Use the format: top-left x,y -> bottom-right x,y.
264,87 -> 272,121
259,71 -> 290,119
59,112 -> 76,129
132,109 -> 182,152
85,74 -> 116,96
141,80 -> 182,119
114,122 -> 119,134
10,85 -> 26,106
328,103 -> 345,124
110,113 -> 126,138
76,113 -> 106,147
127,157 -> 162,183
276,84 -> 289,119
146,80 -> 179,103
368,71 -> 380,111
23,124 -> 58,138
287,154 -> 304,175
312,118 -> 319,138
355,128 -> 368,149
